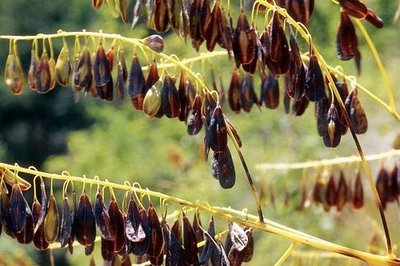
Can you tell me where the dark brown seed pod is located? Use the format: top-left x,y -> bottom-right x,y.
187,95 -> 203,135
73,46 -> 93,92
192,209 -> 204,253
305,50 -> 325,102
283,89 -> 291,114
227,227 -> 254,265
106,45 -> 114,73
240,73 -> 258,112
9,183 -> 28,234
32,200 -> 49,250
55,46 -> 72,87
146,60 -> 160,90
388,165 -> 399,202
162,219 -> 181,266
92,0 -> 104,9
287,23 -> 306,100
339,0 -> 368,19
189,0 -> 205,51
326,174 -> 337,207
337,10 -> 359,61
241,28 -> 259,74
118,0 -> 128,23
200,0 -> 212,39
323,104 -> 341,148
93,43 -> 113,101
365,8 -> 384,28
376,166 -> 389,210
178,71 -> 189,123
151,0 -> 170,32
260,73 -> 279,109
199,216 -> 217,264
95,191 -> 114,240
107,198 -> 125,252
59,195 -> 73,248
15,206 -> 33,244
126,196 -> 145,242
181,212 -> 199,265
43,194 -> 59,243
168,0 -> 183,32
286,0 -> 313,26
143,35 -> 165,53
74,191 -> 96,248
34,50 -> 52,94
217,7 -> 234,57
292,95 -> 309,116
228,69 -> 242,113
336,171 -> 348,211
349,90 -> 368,134
0,185 -> 11,237
4,53 -> 24,95
162,75 -> 181,118
353,171 -> 364,209
229,222 -> 248,252
312,174 -> 327,208
147,203 -> 164,260
34,180 -> 48,234
268,11 -> 290,74
211,147 -> 236,189
101,236 -> 115,261
205,1 -> 220,52
207,106 -> 228,153
128,54 -> 146,110
115,49 -> 127,104
131,205 -> 150,256
315,92 -> 330,137
233,9 -> 256,66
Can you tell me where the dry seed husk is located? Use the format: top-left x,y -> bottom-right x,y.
199,216 -> 217,264
73,46 -> 93,92
128,54 -> 146,110
228,69 -> 242,113
365,8 -> 384,28
207,106 -> 228,153
349,91 -> 368,134
143,80 -> 163,117
162,75 -> 181,118
151,0 -> 169,32
336,10 -> 359,61
315,92 -> 329,137
125,197 -> 145,242
106,198 -> 125,253
131,0 -> 144,29
92,0 -> 104,9
182,213 -> 198,265
93,43 -> 113,100
376,167 -> 389,209
217,6 -> 234,57
115,50 -> 127,104
43,194 -> 59,243
143,34 -> 165,53
101,236 -> 115,261
59,195 -> 73,247
4,53 -> 24,95
74,192 -> 96,246
268,11 -> 290,74
162,219 -> 181,266
118,0 -> 128,23
260,73 -> 279,109
326,174 -> 337,207
187,95 -> 203,135
15,206 -> 34,244
178,71 -> 189,122
95,191 -> 115,240
200,0 -> 212,39
323,104 -> 341,148
240,73 -> 258,111
305,52 -> 325,102
229,222 -> 248,252
211,147 -> 236,189
168,0 -> 183,31
292,95 -> 309,116
130,205 -> 150,256
336,171 -> 348,211
283,87 -> 291,114
312,174 -> 327,207
32,200 -> 49,250
147,203 -> 164,260
340,0 -> 368,19
0,186 -> 11,237
9,183 -> 28,234
233,9 -> 256,66
106,46 -> 114,72
388,165 -> 399,202
34,180 -> 47,234
353,171 -> 364,209
192,210 -> 204,253
205,1 -> 220,52
286,0 -> 311,26
189,0 -> 205,51
28,49 -> 40,90
55,46 -> 72,87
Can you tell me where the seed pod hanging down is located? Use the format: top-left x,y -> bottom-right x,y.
211,147 -> 236,189
240,73 -> 257,112
143,35 -> 165,53
55,46 -> 72,87
365,8 -> 384,28
150,0 -> 169,32
337,10 -> 359,61
74,191 -> 96,249
292,95 -> 309,116
143,80 -> 163,118
339,0 -> 368,19
34,50 -> 53,94
205,1 -> 220,52
181,212 -> 199,265
268,11 -> 290,75
4,53 -> 24,95
92,0 -> 104,9
287,24 -> 306,100
353,171 -> 364,209
233,9 -> 256,66
189,0 -> 205,51
312,173 -> 328,208
118,0 -> 128,23
305,49 -> 325,102
9,183 -> 29,234
146,60 -> 160,90
128,54 -> 146,110
336,171 -> 348,211
162,75 -> 181,118
34,180 -> 48,234
95,191 -> 114,240
241,28 -> 259,74
168,0 -> 183,32
147,203 -> 164,262
323,104 -> 342,148
217,6 -> 234,57
73,46 -> 93,92
32,200 -> 49,250
105,198 -> 125,253
286,0 -> 314,26
125,196 -> 145,243
59,194 -> 73,248
376,166 -> 389,210
315,92 -> 330,137
207,106 -> 228,153
131,0 -> 145,29
131,205 -> 150,256
15,205 -> 34,244
93,43 -> 113,101
228,69 -> 242,113
162,219 -> 181,266
28,47 -> 40,91
348,90 -> 368,134
260,73 -> 279,109
187,95 -> 203,135
200,0 -> 212,39
43,193 -> 59,243
115,48 -> 127,104
178,71 -> 189,123
388,165 -> 399,202
326,174 -> 337,207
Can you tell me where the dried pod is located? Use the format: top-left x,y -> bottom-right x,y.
131,205 -> 150,256
73,46 -> 93,92
323,104 -> 341,148
43,194 -> 59,243
101,236 -> 115,261
118,0 -> 128,23
229,222 -> 248,252
162,219 -> 181,266
15,205 -> 33,244
55,46 -> 72,87
181,212 -> 199,265
168,0 -> 183,32
337,10 -> 359,62
305,50 -> 325,102
205,1 -> 220,52
92,0 -> 104,9
286,0 -> 314,26
34,50 -> 52,93
34,180 -> 48,234
228,227 -> 254,265
131,0 -> 144,29
292,95 -> 309,116
200,0 -> 212,39
336,171 -> 348,211
349,91 -> 368,134
187,95 -> 203,135
115,48 -> 128,104
268,11 -> 290,74
74,191 -> 96,247
105,45 -> 114,72
315,92 -> 329,137
9,183 -> 28,234
339,0 -> 368,19
233,9 -> 256,66
260,73 -> 279,109
217,6 -> 234,56
143,80 -> 163,117
199,216 -> 217,264
365,8 -> 384,28
147,203 -> 164,260
388,165 -> 399,202
192,210 -> 204,252
106,198 -> 125,252
353,171 -> 364,209
240,73 -> 258,112
178,71 -> 189,122
150,0 -> 169,32
162,75 -> 181,118
211,147 -> 236,189
28,48 -> 40,91
326,174 -> 337,207
207,106 -> 228,153
376,167 -> 389,209
32,200 -> 49,250
125,196 -> 145,242
143,35 -> 165,53
146,60 -> 160,90
4,53 -> 24,95
59,194 -> 73,247
228,69 -> 242,113
287,24 -> 306,100
93,43 -> 113,101
189,0 -> 205,51
128,54 -> 146,110
95,191 -> 114,240
312,174 -> 328,208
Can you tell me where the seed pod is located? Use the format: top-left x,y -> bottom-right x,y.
9,183 -> 28,234
55,46 -> 72,87
315,92 -> 329,137
168,0 -> 183,32
101,236 -> 115,261
178,71 -> 189,123
353,171 -> 364,209
336,171 -> 348,211
73,46 -> 93,92
260,73 -> 279,109
189,0 -> 205,51
292,95 -> 309,116
339,0 -> 368,19
365,8 -> 384,28
211,147 -> 236,189
187,95 -> 203,135
207,106 -> 228,153
93,43 -> 113,100
286,0 -> 313,26
118,0 -> 128,23
95,191 -> 114,240
240,73 -> 257,112
143,34 -> 164,53
33,50 -> 53,93
131,206 -> 150,256
74,191 -> 96,247
34,180 -> 48,234
312,173 -> 327,207
323,104 -> 341,148
92,0 -> 104,9
105,45 -> 114,72
131,0 -> 144,29
15,205 -> 34,244
162,75 -> 181,118
233,9 -> 256,66
115,49 -> 127,104
199,216 -> 216,264
32,200 -> 49,250
268,11 -> 290,74
305,50 -> 325,102
143,80 -> 163,117
147,203 -> 164,260
192,210 -> 204,253
217,6 -> 234,57
146,60 -> 160,90
150,0 -> 169,32
28,47 -> 40,90
326,174 -> 337,207
388,165 -> 399,202
205,1 -> 220,52
59,195 -> 73,247
349,91 -> 368,134
200,0 -> 212,39
287,24 -> 306,100
4,53 -> 24,95
162,219 -> 181,266
228,69 -> 242,113
337,10 -> 359,62
125,196 -> 145,242
182,212 -> 199,265
43,194 -> 59,243
128,54 -> 146,110
283,88 -> 291,114
107,198 -> 125,252
229,222 -> 248,252
376,166 -> 389,209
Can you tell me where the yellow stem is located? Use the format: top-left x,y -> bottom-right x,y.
275,242 -> 299,266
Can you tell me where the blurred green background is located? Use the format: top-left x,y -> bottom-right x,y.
0,0 -> 399,265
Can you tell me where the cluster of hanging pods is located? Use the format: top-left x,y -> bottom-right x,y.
0,171 -> 254,265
